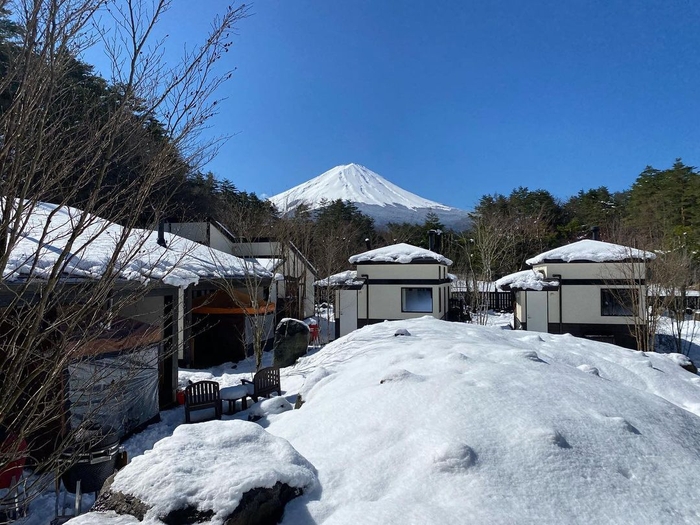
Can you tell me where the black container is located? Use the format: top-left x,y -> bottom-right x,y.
60,427 -> 119,494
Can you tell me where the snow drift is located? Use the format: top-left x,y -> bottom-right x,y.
269,317 -> 700,524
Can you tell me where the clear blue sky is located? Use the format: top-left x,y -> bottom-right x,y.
86,1 -> 700,209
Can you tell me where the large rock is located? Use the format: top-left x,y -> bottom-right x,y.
273,318 -> 309,368
92,482 -> 302,525
72,420 -> 317,525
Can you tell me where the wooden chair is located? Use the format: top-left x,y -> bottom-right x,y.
184,380 -> 222,423
241,367 -> 281,403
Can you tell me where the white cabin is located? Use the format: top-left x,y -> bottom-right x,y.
318,243 -> 452,339
497,239 -> 655,349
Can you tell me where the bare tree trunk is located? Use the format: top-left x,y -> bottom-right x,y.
0,0 -> 249,503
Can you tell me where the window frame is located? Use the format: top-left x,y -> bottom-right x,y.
401,287 -> 434,313
600,288 -> 637,317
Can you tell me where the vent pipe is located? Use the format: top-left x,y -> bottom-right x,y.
365,238 -> 371,250
428,229 -> 442,253
157,220 -> 167,247
591,226 -> 600,241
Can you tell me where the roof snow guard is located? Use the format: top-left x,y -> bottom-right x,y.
526,239 -> 656,265
496,270 -> 559,292
349,243 -> 452,266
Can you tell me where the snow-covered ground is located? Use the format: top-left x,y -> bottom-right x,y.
17,314 -> 700,524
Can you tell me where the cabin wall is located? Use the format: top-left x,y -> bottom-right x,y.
209,226 -> 235,253
523,260 -> 648,349
535,261 -> 646,281
355,262 -> 451,324
514,291 -> 526,329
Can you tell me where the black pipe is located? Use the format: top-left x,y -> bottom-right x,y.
157,220 -> 167,248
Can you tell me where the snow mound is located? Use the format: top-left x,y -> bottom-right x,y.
97,421 -> 316,523
348,243 -> 452,265
526,239 -> 656,265
268,317 -> 700,524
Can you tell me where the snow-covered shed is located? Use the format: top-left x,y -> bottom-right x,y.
497,239 -> 655,349
317,243 -> 452,339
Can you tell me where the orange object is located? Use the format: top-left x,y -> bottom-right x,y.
176,390 -> 186,405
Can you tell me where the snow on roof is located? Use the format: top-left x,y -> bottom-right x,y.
314,270 -> 366,288
526,239 -> 656,265
348,243 -> 452,265
266,317 -> 700,523
104,420 -> 316,523
496,269 -> 560,291
4,201 -> 271,288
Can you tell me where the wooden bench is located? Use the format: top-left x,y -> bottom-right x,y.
241,367 -> 281,403
184,380 -> 222,423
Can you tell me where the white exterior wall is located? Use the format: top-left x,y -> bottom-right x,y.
534,261 -> 647,326
514,291 -> 525,327
209,226 -> 234,253
535,261 -> 646,281
338,289 -> 358,337
355,262 -> 450,321
356,263 -> 445,281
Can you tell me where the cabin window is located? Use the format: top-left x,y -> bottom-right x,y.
402,288 -> 433,313
601,289 -> 636,316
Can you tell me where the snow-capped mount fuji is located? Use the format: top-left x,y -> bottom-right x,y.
269,163 -> 470,228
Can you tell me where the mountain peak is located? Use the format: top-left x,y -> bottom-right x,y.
270,163 -> 451,211
269,164 -> 470,228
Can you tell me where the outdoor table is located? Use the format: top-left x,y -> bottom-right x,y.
219,384 -> 252,414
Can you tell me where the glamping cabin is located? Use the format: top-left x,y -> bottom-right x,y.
164,219 -> 317,323
0,201 -> 268,450
496,239 -> 655,349
317,243 -> 452,339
